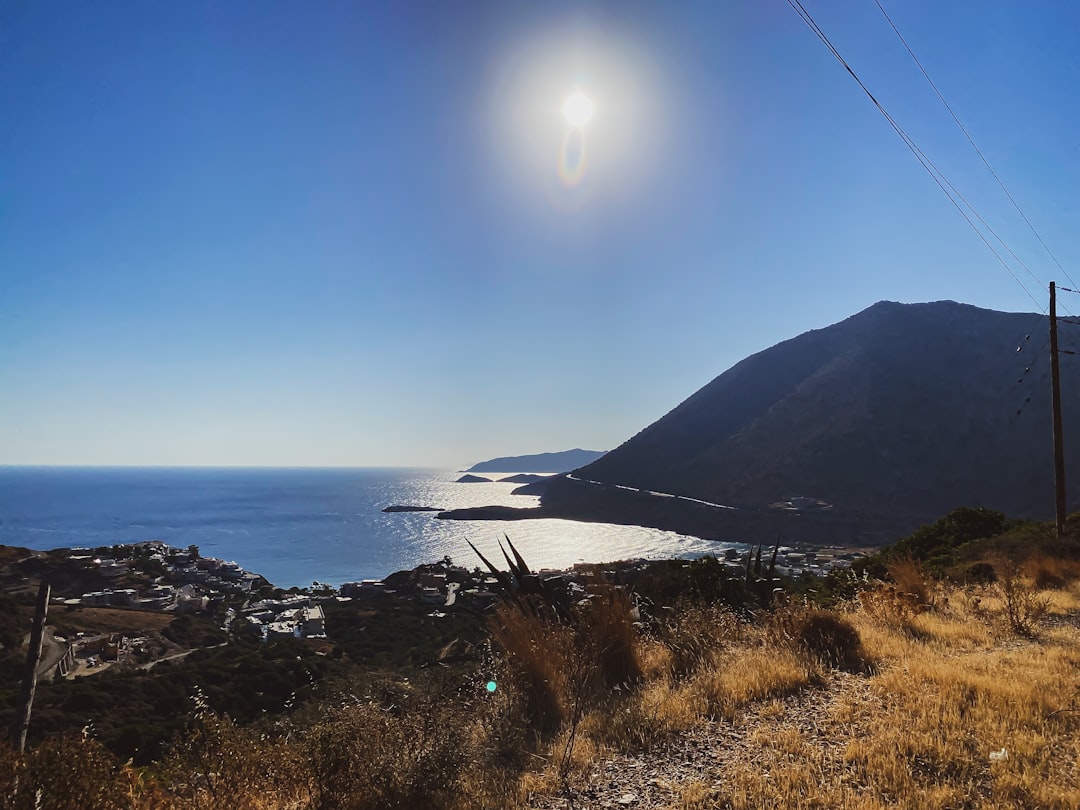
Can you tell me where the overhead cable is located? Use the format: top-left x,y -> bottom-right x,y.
782,0 -> 1044,312
874,0 -> 1080,293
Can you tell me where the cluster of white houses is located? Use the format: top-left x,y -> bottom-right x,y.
242,597 -> 325,641
59,541 -> 266,613
73,583 -> 210,612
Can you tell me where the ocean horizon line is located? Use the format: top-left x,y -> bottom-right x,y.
0,463 -> 453,472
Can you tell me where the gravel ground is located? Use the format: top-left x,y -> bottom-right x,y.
526,670 -> 874,809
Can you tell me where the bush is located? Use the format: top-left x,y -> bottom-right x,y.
161,714 -> 304,810
0,734 -> 137,810
303,702 -> 466,810
992,555 -> 1051,638
958,561 -> 996,585
660,602 -> 742,682
858,585 -> 921,631
772,606 -> 868,673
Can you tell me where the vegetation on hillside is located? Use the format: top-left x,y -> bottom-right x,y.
2,509 -> 1079,808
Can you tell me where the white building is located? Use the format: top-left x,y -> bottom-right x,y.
301,605 -> 325,637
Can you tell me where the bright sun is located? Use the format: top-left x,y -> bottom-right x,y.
561,91 -> 595,129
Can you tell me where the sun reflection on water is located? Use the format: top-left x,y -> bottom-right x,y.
382,470 -> 740,579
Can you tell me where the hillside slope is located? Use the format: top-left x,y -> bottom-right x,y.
566,300 -> 1080,530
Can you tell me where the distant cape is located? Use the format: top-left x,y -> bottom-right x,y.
465,449 -> 606,473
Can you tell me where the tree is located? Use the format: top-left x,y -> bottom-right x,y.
187,544 -> 200,561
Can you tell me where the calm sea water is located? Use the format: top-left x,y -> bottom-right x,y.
0,467 -> 734,588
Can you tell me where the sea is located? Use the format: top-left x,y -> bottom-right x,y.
0,466 -> 737,588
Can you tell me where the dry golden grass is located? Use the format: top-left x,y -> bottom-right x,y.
887,556 -> 932,605
660,577 -> 1080,810
1023,552 -> 1080,590
55,606 -> 175,634
686,646 -> 814,721
1042,577 -> 1080,612
5,561 -> 1080,809
579,675 -> 700,753
836,632 -> 1080,810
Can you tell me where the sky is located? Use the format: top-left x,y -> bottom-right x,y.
2,1 -> 1079,468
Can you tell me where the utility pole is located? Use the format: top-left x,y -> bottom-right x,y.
1050,281 -> 1068,539
11,581 -> 50,753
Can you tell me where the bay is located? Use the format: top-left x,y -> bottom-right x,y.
0,466 -> 736,588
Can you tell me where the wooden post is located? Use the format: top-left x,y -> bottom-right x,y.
11,581 -> 50,753
1050,281 -> 1068,539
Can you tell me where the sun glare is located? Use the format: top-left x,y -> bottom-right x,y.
561,91 -> 595,129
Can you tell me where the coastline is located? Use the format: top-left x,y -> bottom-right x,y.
0,467 -> 895,590
437,474 -> 908,548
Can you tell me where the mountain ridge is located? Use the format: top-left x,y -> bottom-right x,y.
541,299 -> 1080,541
465,448 -> 606,473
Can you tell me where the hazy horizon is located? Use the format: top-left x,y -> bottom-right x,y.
3,1 -> 1077,468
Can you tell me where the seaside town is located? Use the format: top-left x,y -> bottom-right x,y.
2,538 -> 863,683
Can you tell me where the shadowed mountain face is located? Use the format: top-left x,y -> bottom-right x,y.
570,300 -> 1080,529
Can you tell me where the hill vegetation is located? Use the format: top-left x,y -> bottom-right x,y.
2,509 -> 1079,808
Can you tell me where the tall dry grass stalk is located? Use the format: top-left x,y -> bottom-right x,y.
886,556 -> 932,606
487,603 -> 569,736
574,586 -> 643,692
992,554 -> 1052,637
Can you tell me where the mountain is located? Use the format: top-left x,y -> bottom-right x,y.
465,449 -> 607,473
542,300 -> 1080,542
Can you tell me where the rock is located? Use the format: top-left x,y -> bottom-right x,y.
455,474 -> 492,483
382,505 -> 442,513
498,473 -> 548,484
437,506 -> 544,521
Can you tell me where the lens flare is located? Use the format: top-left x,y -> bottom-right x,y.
556,127 -> 587,187
485,680 -> 498,693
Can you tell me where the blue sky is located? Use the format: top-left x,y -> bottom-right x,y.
2,1 -> 1078,468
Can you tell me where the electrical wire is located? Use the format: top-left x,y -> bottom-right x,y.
782,0 -> 1045,312
873,0 -> 1080,294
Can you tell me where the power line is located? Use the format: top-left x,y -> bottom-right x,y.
873,0 -> 1080,293
782,0 -> 1045,312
